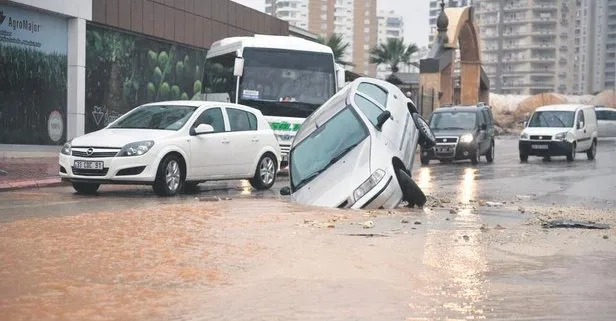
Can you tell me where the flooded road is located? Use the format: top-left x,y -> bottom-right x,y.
1,138 -> 615,320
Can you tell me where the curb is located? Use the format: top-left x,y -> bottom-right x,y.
0,178 -> 69,192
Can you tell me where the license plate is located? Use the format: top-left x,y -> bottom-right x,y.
531,144 -> 549,150
74,160 -> 104,170
436,147 -> 453,153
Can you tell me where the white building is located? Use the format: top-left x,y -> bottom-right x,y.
376,10 -> 404,79
265,0 -> 309,30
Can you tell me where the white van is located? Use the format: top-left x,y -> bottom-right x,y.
519,104 -> 598,162
279,78 -> 436,209
595,106 -> 616,137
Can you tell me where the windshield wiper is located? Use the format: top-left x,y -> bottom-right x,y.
293,141 -> 361,191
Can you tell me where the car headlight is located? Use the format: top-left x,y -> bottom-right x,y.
118,140 -> 155,157
520,132 -> 529,140
61,141 -> 72,155
554,132 -> 567,141
459,133 -> 474,143
351,169 -> 386,204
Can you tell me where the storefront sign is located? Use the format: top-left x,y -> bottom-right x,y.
47,110 -> 64,142
0,4 -> 67,54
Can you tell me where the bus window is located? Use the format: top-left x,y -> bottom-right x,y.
202,52 -> 236,101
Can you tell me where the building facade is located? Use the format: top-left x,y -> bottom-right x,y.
475,0 -> 575,95
376,10 -> 404,79
0,0 -> 288,146
265,0 -> 378,77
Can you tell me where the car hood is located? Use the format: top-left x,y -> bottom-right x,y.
431,129 -> 473,137
70,128 -> 177,148
522,127 -> 572,136
291,138 -> 371,208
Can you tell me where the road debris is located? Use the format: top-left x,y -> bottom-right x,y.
345,233 -> 389,237
449,208 -> 458,214
462,235 -> 470,241
400,217 -> 410,224
414,221 -> 421,225
362,221 -> 375,229
485,201 -> 504,207
0,169 -> 7,176
542,220 -> 611,230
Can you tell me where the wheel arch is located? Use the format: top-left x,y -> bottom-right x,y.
157,148 -> 188,181
252,146 -> 281,172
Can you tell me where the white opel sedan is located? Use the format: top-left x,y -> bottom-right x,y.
280,77 -> 436,209
59,101 -> 281,196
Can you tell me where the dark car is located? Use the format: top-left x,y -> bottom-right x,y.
420,103 -> 496,165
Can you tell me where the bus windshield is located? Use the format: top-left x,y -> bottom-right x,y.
238,47 -> 336,118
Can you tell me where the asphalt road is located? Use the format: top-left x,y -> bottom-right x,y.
1,137 -> 616,321
1,137 -> 615,221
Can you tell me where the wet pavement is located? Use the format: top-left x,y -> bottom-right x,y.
1,137 -> 615,320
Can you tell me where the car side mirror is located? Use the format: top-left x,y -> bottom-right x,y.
481,123 -> 487,131
191,124 -> 215,135
280,186 -> 291,196
376,110 -> 392,131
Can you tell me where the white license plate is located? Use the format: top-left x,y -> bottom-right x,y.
74,160 -> 104,170
531,144 -> 549,150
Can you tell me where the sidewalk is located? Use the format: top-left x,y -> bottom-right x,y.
0,145 -> 66,192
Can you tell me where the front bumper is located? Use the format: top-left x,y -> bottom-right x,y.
59,153 -> 158,184
519,140 -> 573,157
421,141 -> 478,160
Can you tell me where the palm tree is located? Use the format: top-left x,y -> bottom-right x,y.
316,33 -> 354,67
369,38 -> 419,74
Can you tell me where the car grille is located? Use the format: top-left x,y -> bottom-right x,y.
530,135 -> 552,141
72,150 -> 118,157
436,137 -> 458,143
71,167 -> 109,176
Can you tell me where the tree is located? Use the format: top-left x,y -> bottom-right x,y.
316,33 -> 354,67
369,38 -> 419,74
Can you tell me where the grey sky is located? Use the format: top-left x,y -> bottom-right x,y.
231,0 -> 431,47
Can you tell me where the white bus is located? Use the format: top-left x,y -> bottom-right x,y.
201,35 -> 344,166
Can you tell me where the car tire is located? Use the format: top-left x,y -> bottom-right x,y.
519,152 -> 528,162
486,140 -> 495,163
586,140 -> 597,160
470,150 -> 480,165
413,114 -> 437,149
249,153 -> 277,190
153,154 -> 184,197
420,157 -> 430,166
395,168 -> 426,208
72,182 -> 100,195
566,143 -> 576,162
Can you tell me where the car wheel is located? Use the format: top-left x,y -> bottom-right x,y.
486,140 -> 495,163
470,150 -> 480,165
586,140 -> 597,160
395,168 -> 426,208
420,157 -> 430,166
249,153 -> 277,190
413,114 -> 437,149
566,143 -> 576,162
153,154 -> 184,196
519,152 -> 528,162
72,182 -> 100,195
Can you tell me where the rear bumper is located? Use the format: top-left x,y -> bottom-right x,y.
519,140 -> 573,157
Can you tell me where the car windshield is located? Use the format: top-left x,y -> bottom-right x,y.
108,105 -> 197,130
429,111 -> 476,130
528,111 -> 574,128
290,106 -> 369,191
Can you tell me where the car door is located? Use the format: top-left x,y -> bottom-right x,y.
596,109 -> 609,137
574,109 -> 590,151
188,107 -> 231,179
476,110 -> 489,153
224,107 -> 261,177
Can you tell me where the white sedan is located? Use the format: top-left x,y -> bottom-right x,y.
59,101 -> 281,196
596,107 -> 616,137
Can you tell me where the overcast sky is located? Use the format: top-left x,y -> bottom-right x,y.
231,0 -> 430,47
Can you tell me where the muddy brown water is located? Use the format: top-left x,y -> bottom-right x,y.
1,198 -> 615,321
